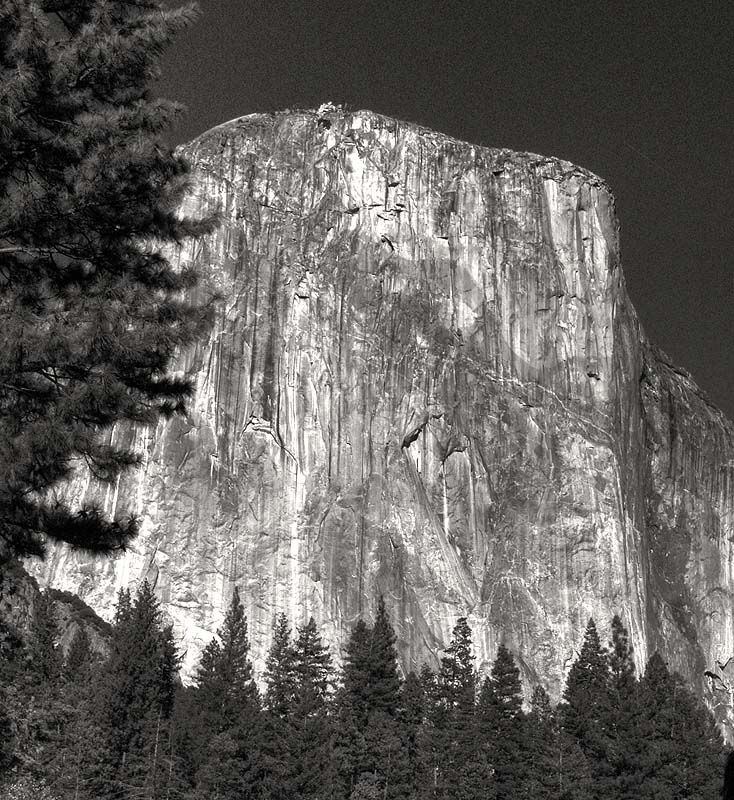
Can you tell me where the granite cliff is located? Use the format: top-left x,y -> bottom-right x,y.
32,107 -> 734,715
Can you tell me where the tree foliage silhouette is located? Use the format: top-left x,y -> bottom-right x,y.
560,618 -> 610,758
430,617 -> 492,800
88,580 -> 180,798
0,0 -> 217,560
264,613 -> 296,718
478,644 -> 525,797
192,587 -> 264,799
336,600 -> 408,799
637,651 -> 723,799
1,588 -> 728,800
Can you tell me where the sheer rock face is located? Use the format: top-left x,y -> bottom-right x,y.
33,109 -> 733,708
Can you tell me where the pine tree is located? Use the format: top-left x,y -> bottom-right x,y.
64,625 -> 93,679
363,600 -> 407,800
194,730 -> 254,800
0,613 -> 24,776
439,618 -> 475,711
195,587 -> 258,733
341,618 -> 374,729
637,651 -> 724,799
477,644 -> 525,797
415,664 -> 442,800
336,603 -> 408,800
291,617 -> 335,796
523,684 -> 594,800
361,710 -> 411,800
169,684 -> 204,795
264,613 -> 296,718
433,617 -> 492,800
523,685 -> 558,799
415,663 -> 442,800
27,590 -> 62,687
51,626 -> 97,800
114,587 -> 132,627
192,587 -> 267,800
636,652 -> 678,797
259,614 -> 300,799
84,580 -> 181,799
292,617 -> 332,717
604,614 -> 642,799
6,589 -> 67,790
369,596 -> 401,717
0,0 -> 217,561
609,615 -> 635,691
334,618 -> 372,795
560,618 -> 610,765
398,671 -> 425,797
555,724 -> 595,799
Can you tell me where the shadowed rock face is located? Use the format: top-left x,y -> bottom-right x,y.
33,108 -> 733,712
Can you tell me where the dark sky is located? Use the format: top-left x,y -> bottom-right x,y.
157,0 -> 733,421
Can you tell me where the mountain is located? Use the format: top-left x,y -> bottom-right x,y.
31,107 -> 734,714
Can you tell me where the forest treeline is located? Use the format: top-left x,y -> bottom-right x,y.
0,582 -> 726,799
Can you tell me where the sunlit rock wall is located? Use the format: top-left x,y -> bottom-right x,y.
33,108 -> 734,710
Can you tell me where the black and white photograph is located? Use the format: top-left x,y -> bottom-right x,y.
1,1 -> 732,797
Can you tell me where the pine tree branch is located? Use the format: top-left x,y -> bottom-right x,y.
0,381 -> 51,396
0,247 -> 50,255
0,0 -> 216,560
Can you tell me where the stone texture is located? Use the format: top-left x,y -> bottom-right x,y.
1,561 -> 111,659
32,108 -> 733,716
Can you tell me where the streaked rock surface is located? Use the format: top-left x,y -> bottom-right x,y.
33,108 -> 734,714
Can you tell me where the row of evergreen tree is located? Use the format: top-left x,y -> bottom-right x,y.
0,583 -> 726,799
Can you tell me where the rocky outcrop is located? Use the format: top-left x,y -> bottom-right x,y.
1,560 -> 111,659
31,108 -> 734,715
